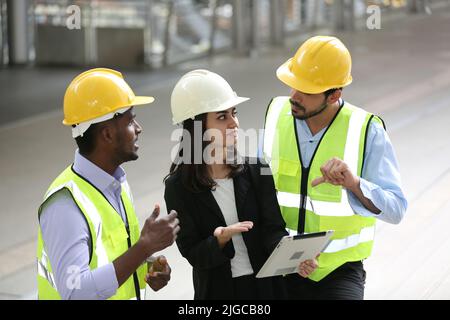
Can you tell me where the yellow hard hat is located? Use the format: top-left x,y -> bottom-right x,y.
63,68 -> 154,137
277,36 -> 353,94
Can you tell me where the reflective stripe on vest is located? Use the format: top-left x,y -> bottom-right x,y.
284,225 -> 375,253
45,181 -> 110,266
263,96 -> 380,281
37,166 -> 146,300
37,250 -> 57,290
277,191 -> 355,217
323,226 -> 375,253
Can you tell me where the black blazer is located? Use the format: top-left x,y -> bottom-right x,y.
164,158 -> 288,300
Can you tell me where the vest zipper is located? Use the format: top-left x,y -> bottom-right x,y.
125,224 -> 142,300
298,167 -> 309,234
293,118 -> 309,235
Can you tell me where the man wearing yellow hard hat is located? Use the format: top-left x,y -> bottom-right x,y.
37,68 -> 180,300
262,36 -> 407,299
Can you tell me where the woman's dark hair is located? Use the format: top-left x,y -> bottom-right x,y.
164,113 -> 244,193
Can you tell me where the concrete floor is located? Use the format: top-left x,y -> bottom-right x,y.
1,2 -> 450,300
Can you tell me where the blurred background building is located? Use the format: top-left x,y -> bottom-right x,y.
1,0 -> 433,69
1,0 -> 450,300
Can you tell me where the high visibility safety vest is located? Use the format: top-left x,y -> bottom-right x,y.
36,166 -> 147,300
263,97 -> 384,281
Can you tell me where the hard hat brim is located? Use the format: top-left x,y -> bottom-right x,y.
172,96 -> 249,125
212,96 -> 250,113
63,95 -> 155,125
132,96 -> 155,106
276,59 -> 352,94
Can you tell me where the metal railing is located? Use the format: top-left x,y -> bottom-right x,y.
0,0 -> 7,66
2,0 -> 447,67
30,0 -> 233,67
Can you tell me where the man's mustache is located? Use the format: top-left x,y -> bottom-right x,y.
289,99 -> 305,111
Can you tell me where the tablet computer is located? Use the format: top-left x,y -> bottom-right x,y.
256,230 -> 334,278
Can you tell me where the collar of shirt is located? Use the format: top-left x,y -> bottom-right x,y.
296,120 -> 326,142
73,149 -> 126,195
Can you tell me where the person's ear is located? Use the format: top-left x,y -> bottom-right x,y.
99,124 -> 116,145
327,90 -> 342,104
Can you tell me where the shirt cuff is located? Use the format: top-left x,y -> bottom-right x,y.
91,263 -> 119,299
347,178 -> 386,218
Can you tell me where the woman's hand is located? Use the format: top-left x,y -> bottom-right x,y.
214,221 -> 253,248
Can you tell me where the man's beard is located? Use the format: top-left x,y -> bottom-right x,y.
289,99 -> 329,120
115,137 -> 139,164
118,149 -> 139,163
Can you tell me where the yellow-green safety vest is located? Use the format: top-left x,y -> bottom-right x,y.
263,96 -> 384,281
37,165 -> 147,299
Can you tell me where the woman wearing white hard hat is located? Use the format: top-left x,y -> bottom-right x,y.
164,70 -> 318,299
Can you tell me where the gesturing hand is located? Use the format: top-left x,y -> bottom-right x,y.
311,157 -> 359,190
139,205 -> 180,256
214,221 -> 253,248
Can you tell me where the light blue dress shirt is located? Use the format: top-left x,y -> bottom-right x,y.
39,150 -> 129,299
260,100 -> 407,224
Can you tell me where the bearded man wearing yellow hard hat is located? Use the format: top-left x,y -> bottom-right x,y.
36,68 -> 180,300
262,36 -> 407,299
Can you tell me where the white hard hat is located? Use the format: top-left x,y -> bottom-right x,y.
170,69 -> 249,124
